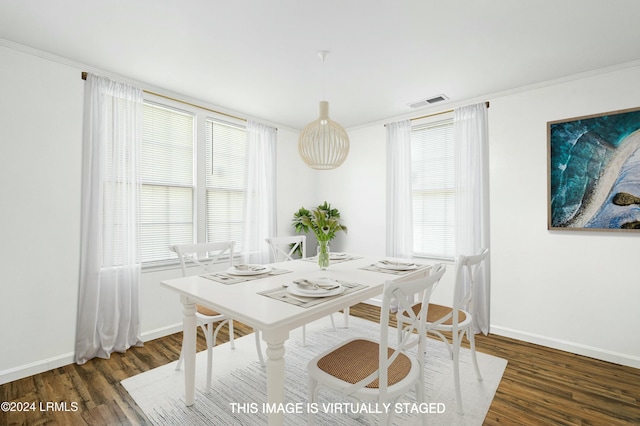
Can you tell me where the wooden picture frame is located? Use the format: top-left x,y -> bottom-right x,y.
547,107 -> 640,231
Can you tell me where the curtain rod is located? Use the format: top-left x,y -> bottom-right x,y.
383,101 -> 490,127
409,101 -> 490,122
82,72 -> 487,127
81,72 -> 247,122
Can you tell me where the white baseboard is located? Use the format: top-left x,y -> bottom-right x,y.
491,325 -> 640,369
4,320 -> 637,386
141,323 -> 183,342
367,299 -> 640,370
0,324 -> 183,385
0,352 -> 75,385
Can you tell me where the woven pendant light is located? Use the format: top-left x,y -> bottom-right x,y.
298,101 -> 350,170
298,51 -> 350,170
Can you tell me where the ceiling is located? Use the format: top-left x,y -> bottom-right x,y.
2,1 -> 640,130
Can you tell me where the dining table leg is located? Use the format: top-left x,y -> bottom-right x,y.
262,329 -> 289,426
181,295 -> 197,406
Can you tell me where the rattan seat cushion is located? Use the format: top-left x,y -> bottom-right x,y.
196,304 -> 221,317
400,303 -> 466,325
316,339 -> 412,389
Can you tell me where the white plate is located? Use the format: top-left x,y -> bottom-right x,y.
226,265 -> 272,276
375,261 -> 417,271
287,279 -> 345,298
329,252 -> 349,260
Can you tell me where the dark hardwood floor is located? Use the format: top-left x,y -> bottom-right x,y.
1,303 -> 639,425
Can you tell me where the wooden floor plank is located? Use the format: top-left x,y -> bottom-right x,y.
1,303 -> 639,425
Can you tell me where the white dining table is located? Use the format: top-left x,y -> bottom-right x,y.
161,255 -> 420,426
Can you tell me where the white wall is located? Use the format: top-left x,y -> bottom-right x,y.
326,66 -> 640,368
0,45 -> 83,380
313,124 -> 388,256
489,67 -> 640,367
274,128 -> 318,237
0,44 -> 312,383
2,42 -> 639,385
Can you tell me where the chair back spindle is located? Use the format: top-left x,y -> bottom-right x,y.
170,241 -> 235,276
265,236 -> 306,262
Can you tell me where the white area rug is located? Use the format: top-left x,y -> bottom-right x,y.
122,317 -> 507,425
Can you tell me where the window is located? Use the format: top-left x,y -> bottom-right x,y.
206,119 -> 246,248
140,99 -> 247,266
140,102 -> 195,264
411,118 -> 455,259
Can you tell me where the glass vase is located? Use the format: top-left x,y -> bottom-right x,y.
317,241 -> 330,270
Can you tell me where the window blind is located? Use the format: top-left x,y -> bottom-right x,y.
140,102 -> 195,264
206,119 -> 246,251
411,118 -> 455,258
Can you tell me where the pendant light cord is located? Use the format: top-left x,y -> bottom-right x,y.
319,50 -> 329,101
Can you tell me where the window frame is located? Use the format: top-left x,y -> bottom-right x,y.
204,117 -> 247,252
140,100 -> 196,267
140,93 -> 247,269
410,113 -> 456,261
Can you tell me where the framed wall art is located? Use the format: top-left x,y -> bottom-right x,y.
548,107 -> 640,231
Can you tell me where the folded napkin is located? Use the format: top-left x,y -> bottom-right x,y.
379,260 -> 415,266
330,252 -> 349,258
293,279 -> 341,290
234,264 -> 267,271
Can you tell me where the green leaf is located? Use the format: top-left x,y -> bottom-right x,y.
291,202 -> 346,242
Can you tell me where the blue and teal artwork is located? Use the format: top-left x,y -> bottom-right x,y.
548,107 -> 640,231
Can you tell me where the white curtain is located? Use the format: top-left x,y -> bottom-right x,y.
242,121 -> 277,264
386,120 -> 414,259
454,103 -> 491,335
76,74 -> 144,364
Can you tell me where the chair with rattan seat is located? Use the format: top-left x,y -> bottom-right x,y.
396,248 -> 489,415
171,241 -> 265,393
307,264 -> 446,426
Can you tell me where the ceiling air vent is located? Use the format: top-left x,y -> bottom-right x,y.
408,94 -> 449,108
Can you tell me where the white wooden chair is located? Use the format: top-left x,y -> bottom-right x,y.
171,241 -> 265,393
307,264 -> 445,425
266,235 -> 306,262
265,235 -> 337,345
397,248 -> 489,415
